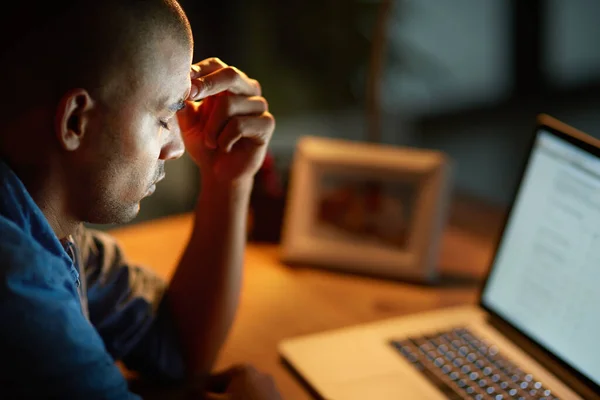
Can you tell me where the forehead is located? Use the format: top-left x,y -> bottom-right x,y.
135,35 -> 193,106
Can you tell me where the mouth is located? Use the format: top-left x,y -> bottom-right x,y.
146,184 -> 156,196
146,173 -> 166,197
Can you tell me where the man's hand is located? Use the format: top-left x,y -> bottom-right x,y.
177,58 -> 275,185
205,364 -> 283,400
169,59 -> 274,385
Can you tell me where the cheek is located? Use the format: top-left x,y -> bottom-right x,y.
125,126 -> 162,183
121,114 -> 162,160
101,115 -> 163,195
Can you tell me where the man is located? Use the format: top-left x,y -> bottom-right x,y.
0,0 -> 281,399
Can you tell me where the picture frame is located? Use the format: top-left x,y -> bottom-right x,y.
280,136 -> 452,282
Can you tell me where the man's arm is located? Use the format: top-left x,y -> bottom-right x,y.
168,58 -> 275,380
167,177 -> 251,375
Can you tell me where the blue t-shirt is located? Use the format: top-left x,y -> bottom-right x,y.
0,160 -> 186,399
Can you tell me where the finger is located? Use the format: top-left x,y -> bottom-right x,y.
189,66 -> 261,101
189,58 -> 230,100
217,112 -> 275,153
205,364 -> 256,393
204,94 -> 269,149
190,57 -> 228,79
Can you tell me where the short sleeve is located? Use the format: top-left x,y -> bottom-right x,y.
76,227 -> 186,382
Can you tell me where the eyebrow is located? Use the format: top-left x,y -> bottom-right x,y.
168,99 -> 186,112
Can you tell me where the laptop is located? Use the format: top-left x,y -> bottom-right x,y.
278,114 -> 600,400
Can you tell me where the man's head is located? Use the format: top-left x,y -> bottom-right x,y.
0,0 -> 193,226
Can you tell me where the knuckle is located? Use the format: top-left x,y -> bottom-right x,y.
263,112 -> 276,128
252,79 -> 262,95
222,66 -> 239,81
257,96 -> 269,111
208,57 -> 227,67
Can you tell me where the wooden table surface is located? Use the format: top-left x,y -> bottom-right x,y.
110,199 -> 505,399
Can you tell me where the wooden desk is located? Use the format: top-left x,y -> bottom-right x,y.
110,201 -> 504,399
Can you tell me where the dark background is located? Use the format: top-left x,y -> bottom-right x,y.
136,0 -> 600,223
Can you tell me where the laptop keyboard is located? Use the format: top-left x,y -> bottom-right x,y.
391,327 -> 559,400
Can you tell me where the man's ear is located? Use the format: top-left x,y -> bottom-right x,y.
54,88 -> 95,151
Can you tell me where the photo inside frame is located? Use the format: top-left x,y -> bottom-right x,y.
314,171 -> 417,250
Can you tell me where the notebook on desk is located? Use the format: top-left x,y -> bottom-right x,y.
278,114 -> 600,400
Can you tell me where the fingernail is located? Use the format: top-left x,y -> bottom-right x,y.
189,84 -> 199,100
190,64 -> 201,78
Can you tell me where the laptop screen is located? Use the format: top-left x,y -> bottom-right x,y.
482,128 -> 600,387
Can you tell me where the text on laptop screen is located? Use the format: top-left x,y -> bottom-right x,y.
482,129 -> 600,386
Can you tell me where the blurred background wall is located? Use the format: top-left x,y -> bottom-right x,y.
134,0 -> 600,224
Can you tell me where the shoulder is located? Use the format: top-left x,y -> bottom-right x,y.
0,214 -> 74,291
0,220 -> 136,399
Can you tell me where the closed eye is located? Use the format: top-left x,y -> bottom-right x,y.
159,119 -> 171,130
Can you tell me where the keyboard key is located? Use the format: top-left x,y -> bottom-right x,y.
391,329 -> 556,400
420,343 -> 433,351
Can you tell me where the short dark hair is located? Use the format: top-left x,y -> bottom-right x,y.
0,0 -> 192,116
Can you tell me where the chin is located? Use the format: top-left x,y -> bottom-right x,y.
85,202 -> 141,225
114,203 -> 142,224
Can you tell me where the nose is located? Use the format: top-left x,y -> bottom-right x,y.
159,118 -> 185,161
